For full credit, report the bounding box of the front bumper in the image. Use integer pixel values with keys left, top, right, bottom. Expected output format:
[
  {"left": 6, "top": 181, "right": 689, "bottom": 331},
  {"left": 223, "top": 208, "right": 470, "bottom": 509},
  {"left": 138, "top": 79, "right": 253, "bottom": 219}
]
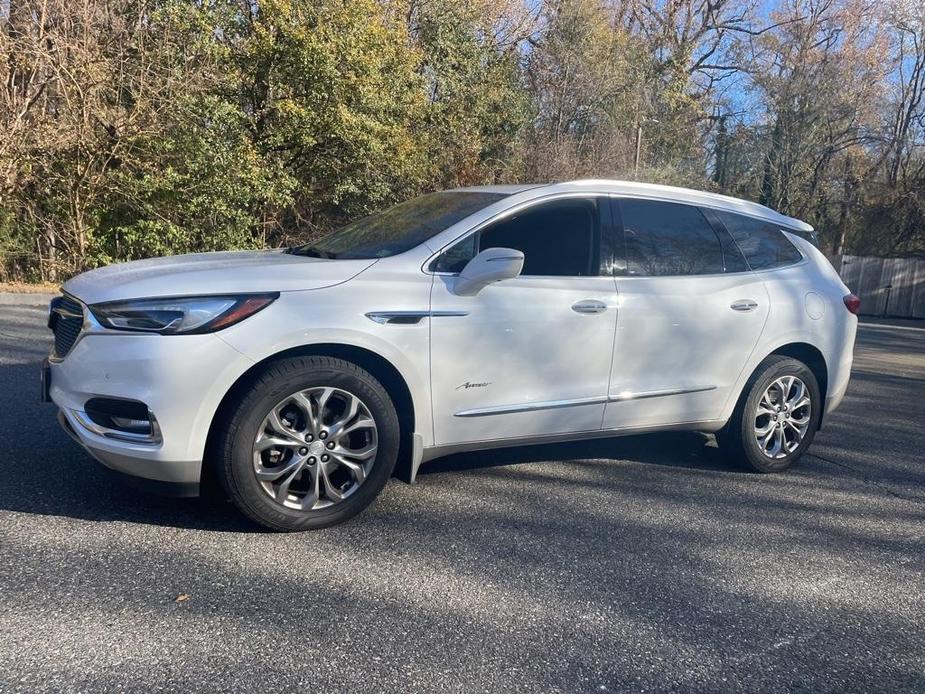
[
  {"left": 48, "top": 329, "right": 255, "bottom": 492},
  {"left": 57, "top": 411, "right": 199, "bottom": 496}
]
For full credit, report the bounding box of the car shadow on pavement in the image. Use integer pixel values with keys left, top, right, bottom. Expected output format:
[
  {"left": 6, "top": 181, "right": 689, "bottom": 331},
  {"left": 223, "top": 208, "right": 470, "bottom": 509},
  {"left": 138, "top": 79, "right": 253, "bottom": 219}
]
[
  {"left": 0, "top": 356, "right": 741, "bottom": 532},
  {"left": 421, "top": 430, "right": 738, "bottom": 477},
  {"left": 0, "top": 361, "right": 260, "bottom": 533}
]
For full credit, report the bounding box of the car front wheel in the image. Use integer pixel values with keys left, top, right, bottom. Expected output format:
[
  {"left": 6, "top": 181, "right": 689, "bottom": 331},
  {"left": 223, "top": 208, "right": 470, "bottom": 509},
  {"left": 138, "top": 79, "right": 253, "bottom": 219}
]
[
  {"left": 718, "top": 355, "right": 822, "bottom": 473},
  {"left": 214, "top": 356, "right": 400, "bottom": 531}
]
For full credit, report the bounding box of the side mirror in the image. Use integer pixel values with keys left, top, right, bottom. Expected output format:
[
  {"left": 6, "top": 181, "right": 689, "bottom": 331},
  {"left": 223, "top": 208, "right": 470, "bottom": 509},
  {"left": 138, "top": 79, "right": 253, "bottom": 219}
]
[{"left": 453, "top": 247, "right": 524, "bottom": 297}]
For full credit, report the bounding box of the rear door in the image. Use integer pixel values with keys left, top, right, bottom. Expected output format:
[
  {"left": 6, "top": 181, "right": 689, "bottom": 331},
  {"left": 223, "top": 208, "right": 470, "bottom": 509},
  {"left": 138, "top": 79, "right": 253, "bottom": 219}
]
[{"left": 601, "top": 198, "right": 770, "bottom": 430}]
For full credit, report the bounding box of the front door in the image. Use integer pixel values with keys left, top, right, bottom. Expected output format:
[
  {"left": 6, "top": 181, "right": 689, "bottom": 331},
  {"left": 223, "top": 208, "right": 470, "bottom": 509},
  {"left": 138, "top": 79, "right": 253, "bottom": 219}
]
[{"left": 429, "top": 197, "right": 619, "bottom": 446}]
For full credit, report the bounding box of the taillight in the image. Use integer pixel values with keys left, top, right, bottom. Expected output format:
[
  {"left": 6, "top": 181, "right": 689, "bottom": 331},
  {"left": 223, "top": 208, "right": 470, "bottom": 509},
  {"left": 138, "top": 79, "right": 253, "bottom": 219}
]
[{"left": 843, "top": 293, "right": 861, "bottom": 315}]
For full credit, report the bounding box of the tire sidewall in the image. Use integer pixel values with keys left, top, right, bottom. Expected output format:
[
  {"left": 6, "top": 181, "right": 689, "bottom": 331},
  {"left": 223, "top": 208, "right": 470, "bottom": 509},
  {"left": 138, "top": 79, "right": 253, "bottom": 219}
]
[{"left": 224, "top": 360, "right": 400, "bottom": 531}]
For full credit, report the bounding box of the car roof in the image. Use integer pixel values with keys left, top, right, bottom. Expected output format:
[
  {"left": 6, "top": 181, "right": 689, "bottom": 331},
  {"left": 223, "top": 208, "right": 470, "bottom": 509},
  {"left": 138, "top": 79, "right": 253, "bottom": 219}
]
[{"left": 447, "top": 179, "right": 813, "bottom": 232}]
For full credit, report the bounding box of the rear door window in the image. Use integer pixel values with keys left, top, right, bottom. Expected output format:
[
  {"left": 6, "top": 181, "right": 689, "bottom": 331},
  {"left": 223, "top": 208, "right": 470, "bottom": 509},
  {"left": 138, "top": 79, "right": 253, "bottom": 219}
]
[{"left": 617, "top": 199, "right": 725, "bottom": 276}]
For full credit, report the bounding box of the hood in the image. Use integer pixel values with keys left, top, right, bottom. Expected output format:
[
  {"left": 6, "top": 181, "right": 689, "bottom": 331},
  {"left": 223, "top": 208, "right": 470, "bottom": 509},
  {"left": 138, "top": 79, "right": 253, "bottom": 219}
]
[{"left": 62, "top": 249, "right": 377, "bottom": 305}]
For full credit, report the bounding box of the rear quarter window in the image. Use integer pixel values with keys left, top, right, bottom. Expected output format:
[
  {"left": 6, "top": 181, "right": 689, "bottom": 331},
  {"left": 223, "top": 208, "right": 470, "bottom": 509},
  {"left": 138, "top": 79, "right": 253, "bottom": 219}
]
[{"left": 713, "top": 210, "right": 803, "bottom": 271}]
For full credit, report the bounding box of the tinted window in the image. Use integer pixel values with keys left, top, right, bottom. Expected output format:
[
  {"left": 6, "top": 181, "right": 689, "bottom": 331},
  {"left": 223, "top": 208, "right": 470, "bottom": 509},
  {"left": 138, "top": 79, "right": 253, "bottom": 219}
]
[
  {"left": 714, "top": 211, "right": 803, "bottom": 270},
  {"left": 434, "top": 233, "right": 476, "bottom": 273},
  {"left": 289, "top": 191, "right": 506, "bottom": 260},
  {"left": 620, "top": 199, "right": 725, "bottom": 276},
  {"left": 700, "top": 207, "right": 749, "bottom": 272},
  {"left": 435, "top": 199, "right": 598, "bottom": 276}
]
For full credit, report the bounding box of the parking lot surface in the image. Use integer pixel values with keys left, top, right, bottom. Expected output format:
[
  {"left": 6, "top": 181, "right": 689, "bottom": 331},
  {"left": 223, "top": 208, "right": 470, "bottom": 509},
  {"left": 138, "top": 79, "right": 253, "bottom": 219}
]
[{"left": 1, "top": 295, "right": 923, "bottom": 692}]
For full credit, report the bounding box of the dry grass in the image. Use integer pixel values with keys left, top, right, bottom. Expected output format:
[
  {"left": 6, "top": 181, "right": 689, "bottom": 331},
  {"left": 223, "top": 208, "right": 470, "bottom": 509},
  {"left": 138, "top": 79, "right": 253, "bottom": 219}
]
[{"left": 0, "top": 282, "right": 59, "bottom": 294}]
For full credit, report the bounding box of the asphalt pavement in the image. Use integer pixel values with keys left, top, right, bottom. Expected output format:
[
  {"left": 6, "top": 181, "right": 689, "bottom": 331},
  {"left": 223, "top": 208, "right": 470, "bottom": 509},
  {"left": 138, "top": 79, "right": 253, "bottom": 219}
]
[{"left": 0, "top": 294, "right": 923, "bottom": 692}]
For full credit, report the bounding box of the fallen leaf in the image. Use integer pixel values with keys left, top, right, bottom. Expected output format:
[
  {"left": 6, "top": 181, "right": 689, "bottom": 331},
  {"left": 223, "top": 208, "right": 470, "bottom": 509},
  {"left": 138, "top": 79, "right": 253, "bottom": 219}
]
[{"left": 175, "top": 594, "right": 190, "bottom": 603}]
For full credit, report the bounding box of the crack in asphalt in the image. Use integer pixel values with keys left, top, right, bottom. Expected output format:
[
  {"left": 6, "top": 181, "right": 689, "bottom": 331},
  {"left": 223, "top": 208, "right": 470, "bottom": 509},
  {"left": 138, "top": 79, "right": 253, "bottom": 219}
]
[{"left": 807, "top": 452, "right": 925, "bottom": 505}]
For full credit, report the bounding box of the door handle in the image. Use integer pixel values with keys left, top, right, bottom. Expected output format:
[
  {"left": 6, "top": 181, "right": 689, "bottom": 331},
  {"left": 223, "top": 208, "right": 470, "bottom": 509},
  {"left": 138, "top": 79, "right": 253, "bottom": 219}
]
[
  {"left": 730, "top": 299, "right": 759, "bottom": 312},
  {"left": 571, "top": 299, "right": 607, "bottom": 315}
]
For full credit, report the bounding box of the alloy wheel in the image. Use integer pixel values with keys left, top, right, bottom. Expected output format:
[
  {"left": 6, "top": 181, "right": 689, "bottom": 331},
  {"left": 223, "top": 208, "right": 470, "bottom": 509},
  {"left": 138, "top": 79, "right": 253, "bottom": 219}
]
[
  {"left": 754, "top": 375, "right": 812, "bottom": 459},
  {"left": 252, "top": 387, "right": 378, "bottom": 510}
]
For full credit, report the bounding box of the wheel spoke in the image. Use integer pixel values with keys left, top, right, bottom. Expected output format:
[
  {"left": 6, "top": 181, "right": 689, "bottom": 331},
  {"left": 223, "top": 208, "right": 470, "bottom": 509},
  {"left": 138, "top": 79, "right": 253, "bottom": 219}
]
[
  {"left": 281, "top": 391, "right": 314, "bottom": 435},
  {"left": 299, "top": 462, "right": 321, "bottom": 510},
  {"left": 761, "top": 428, "right": 775, "bottom": 451},
  {"left": 332, "top": 417, "right": 376, "bottom": 443},
  {"left": 255, "top": 434, "right": 301, "bottom": 451},
  {"left": 331, "top": 453, "right": 367, "bottom": 483},
  {"left": 771, "top": 427, "right": 786, "bottom": 457},
  {"left": 784, "top": 419, "right": 804, "bottom": 436},
  {"left": 315, "top": 388, "right": 335, "bottom": 420},
  {"left": 786, "top": 380, "right": 805, "bottom": 409},
  {"left": 256, "top": 455, "right": 304, "bottom": 481},
  {"left": 790, "top": 396, "right": 811, "bottom": 412},
  {"left": 326, "top": 395, "right": 361, "bottom": 440},
  {"left": 266, "top": 408, "right": 295, "bottom": 437},
  {"left": 319, "top": 463, "right": 347, "bottom": 501},
  {"left": 274, "top": 459, "right": 305, "bottom": 503},
  {"left": 755, "top": 419, "right": 775, "bottom": 437},
  {"left": 336, "top": 443, "right": 377, "bottom": 461},
  {"left": 781, "top": 376, "right": 795, "bottom": 401}
]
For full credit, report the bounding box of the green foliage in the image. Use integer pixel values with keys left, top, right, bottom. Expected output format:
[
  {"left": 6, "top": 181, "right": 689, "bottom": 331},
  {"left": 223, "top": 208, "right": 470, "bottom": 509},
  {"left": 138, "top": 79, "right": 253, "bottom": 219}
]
[
  {"left": 411, "top": 1, "right": 530, "bottom": 186},
  {"left": 1, "top": 0, "right": 923, "bottom": 283},
  {"left": 97, "top": 95, "right": 294, "bottom": 263},
  {"left": 233, "top": 0, "right": 430, "bottom": 232}
]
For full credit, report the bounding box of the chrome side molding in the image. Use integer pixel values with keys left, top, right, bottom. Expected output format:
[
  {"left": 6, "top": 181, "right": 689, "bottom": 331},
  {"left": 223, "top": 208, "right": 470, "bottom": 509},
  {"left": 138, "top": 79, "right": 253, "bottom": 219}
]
[
  {"left": 607, "top": 385, "right": 717, "bottom": 401},
  {"left": 455, "top": 395, "right": 607, "bottom": 418},
  {"left": 366, "top": 310, "right": 469, "bottom": 325},
  {"left": 454, "top": 385, "right": 717, "bottom": 418}
]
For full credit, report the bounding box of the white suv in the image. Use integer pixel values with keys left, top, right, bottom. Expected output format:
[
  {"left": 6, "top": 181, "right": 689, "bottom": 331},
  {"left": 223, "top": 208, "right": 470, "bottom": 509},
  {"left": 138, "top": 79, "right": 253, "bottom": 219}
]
[{"left": 45, "top": 180, "right": 859, "bottom": 530}]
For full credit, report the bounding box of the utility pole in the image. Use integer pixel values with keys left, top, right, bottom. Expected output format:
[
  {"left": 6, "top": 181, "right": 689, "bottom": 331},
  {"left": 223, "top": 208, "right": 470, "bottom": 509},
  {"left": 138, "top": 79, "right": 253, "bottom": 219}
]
[
  {"left": 634, "top": 118, "right": 657, "bottom": 178},
  {"left": 634, "top": 122, "right": 643, "bottom": 178}
]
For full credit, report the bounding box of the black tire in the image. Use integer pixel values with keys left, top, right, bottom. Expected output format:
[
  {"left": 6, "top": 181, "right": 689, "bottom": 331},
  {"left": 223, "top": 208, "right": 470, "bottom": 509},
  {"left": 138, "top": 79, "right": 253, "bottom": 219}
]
[
  {"left": 214, "top": 356, "right": 400, "bottom": 531},
  {"left": 717, "top": 355, "right": 822, "bottom": 473}
]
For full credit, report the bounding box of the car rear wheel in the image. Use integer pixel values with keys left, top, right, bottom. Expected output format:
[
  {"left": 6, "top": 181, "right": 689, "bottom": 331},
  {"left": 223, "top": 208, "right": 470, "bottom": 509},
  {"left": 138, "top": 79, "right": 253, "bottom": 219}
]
[
  {"left": 718, "top": 355, "right": 822, "bottom": 473},
  {"left": 214, "top": 356, "right": 400, "bottom": 531}
]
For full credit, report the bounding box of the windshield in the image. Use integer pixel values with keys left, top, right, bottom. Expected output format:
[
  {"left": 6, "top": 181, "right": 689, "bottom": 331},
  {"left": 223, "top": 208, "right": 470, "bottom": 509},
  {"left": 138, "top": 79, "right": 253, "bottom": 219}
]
[{"left": 289, "top": 191, "right": 508, "bottom": 260}]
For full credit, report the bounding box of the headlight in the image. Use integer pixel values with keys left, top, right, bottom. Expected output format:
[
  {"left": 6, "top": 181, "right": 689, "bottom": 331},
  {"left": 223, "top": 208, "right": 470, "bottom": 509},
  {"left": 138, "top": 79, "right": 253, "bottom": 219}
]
[{"left": 89, "top": 294, "right": 278, "bottom": 334}]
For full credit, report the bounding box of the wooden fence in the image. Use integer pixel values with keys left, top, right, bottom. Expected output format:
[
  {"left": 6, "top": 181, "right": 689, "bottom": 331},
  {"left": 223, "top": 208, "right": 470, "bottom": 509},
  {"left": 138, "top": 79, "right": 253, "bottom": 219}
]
[{"left": 837, "top": 255, "right": 925, "bottom": 319}]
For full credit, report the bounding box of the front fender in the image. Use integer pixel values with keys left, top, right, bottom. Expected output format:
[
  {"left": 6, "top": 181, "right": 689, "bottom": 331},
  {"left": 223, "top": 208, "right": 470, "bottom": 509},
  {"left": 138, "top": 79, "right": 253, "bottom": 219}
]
[{"left": 214, "top": 285, "right": 434, "bottom": 446}]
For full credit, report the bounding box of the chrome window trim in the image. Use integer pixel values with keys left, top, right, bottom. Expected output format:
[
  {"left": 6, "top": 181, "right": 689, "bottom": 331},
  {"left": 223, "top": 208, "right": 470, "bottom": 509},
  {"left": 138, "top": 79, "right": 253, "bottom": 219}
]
[
  {"left": 421, "top": 191, "right": 806, "bottom": 281},
  {"left": 612, "top": 260, "right": 807, "bottom": 281}
]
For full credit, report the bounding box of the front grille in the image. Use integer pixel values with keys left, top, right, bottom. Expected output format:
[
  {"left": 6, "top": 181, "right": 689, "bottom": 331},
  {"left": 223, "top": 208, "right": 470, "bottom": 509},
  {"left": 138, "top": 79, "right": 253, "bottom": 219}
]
[{"left": 51, "top": 296, "right": 84, "bottom": 358}]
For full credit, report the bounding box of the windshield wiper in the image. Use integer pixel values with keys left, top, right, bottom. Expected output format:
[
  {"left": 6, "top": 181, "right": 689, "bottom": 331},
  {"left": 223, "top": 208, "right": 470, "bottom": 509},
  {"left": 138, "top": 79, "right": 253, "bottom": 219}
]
[{"left": 285, "top": 245, "right": 337, "bottom": 259}]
